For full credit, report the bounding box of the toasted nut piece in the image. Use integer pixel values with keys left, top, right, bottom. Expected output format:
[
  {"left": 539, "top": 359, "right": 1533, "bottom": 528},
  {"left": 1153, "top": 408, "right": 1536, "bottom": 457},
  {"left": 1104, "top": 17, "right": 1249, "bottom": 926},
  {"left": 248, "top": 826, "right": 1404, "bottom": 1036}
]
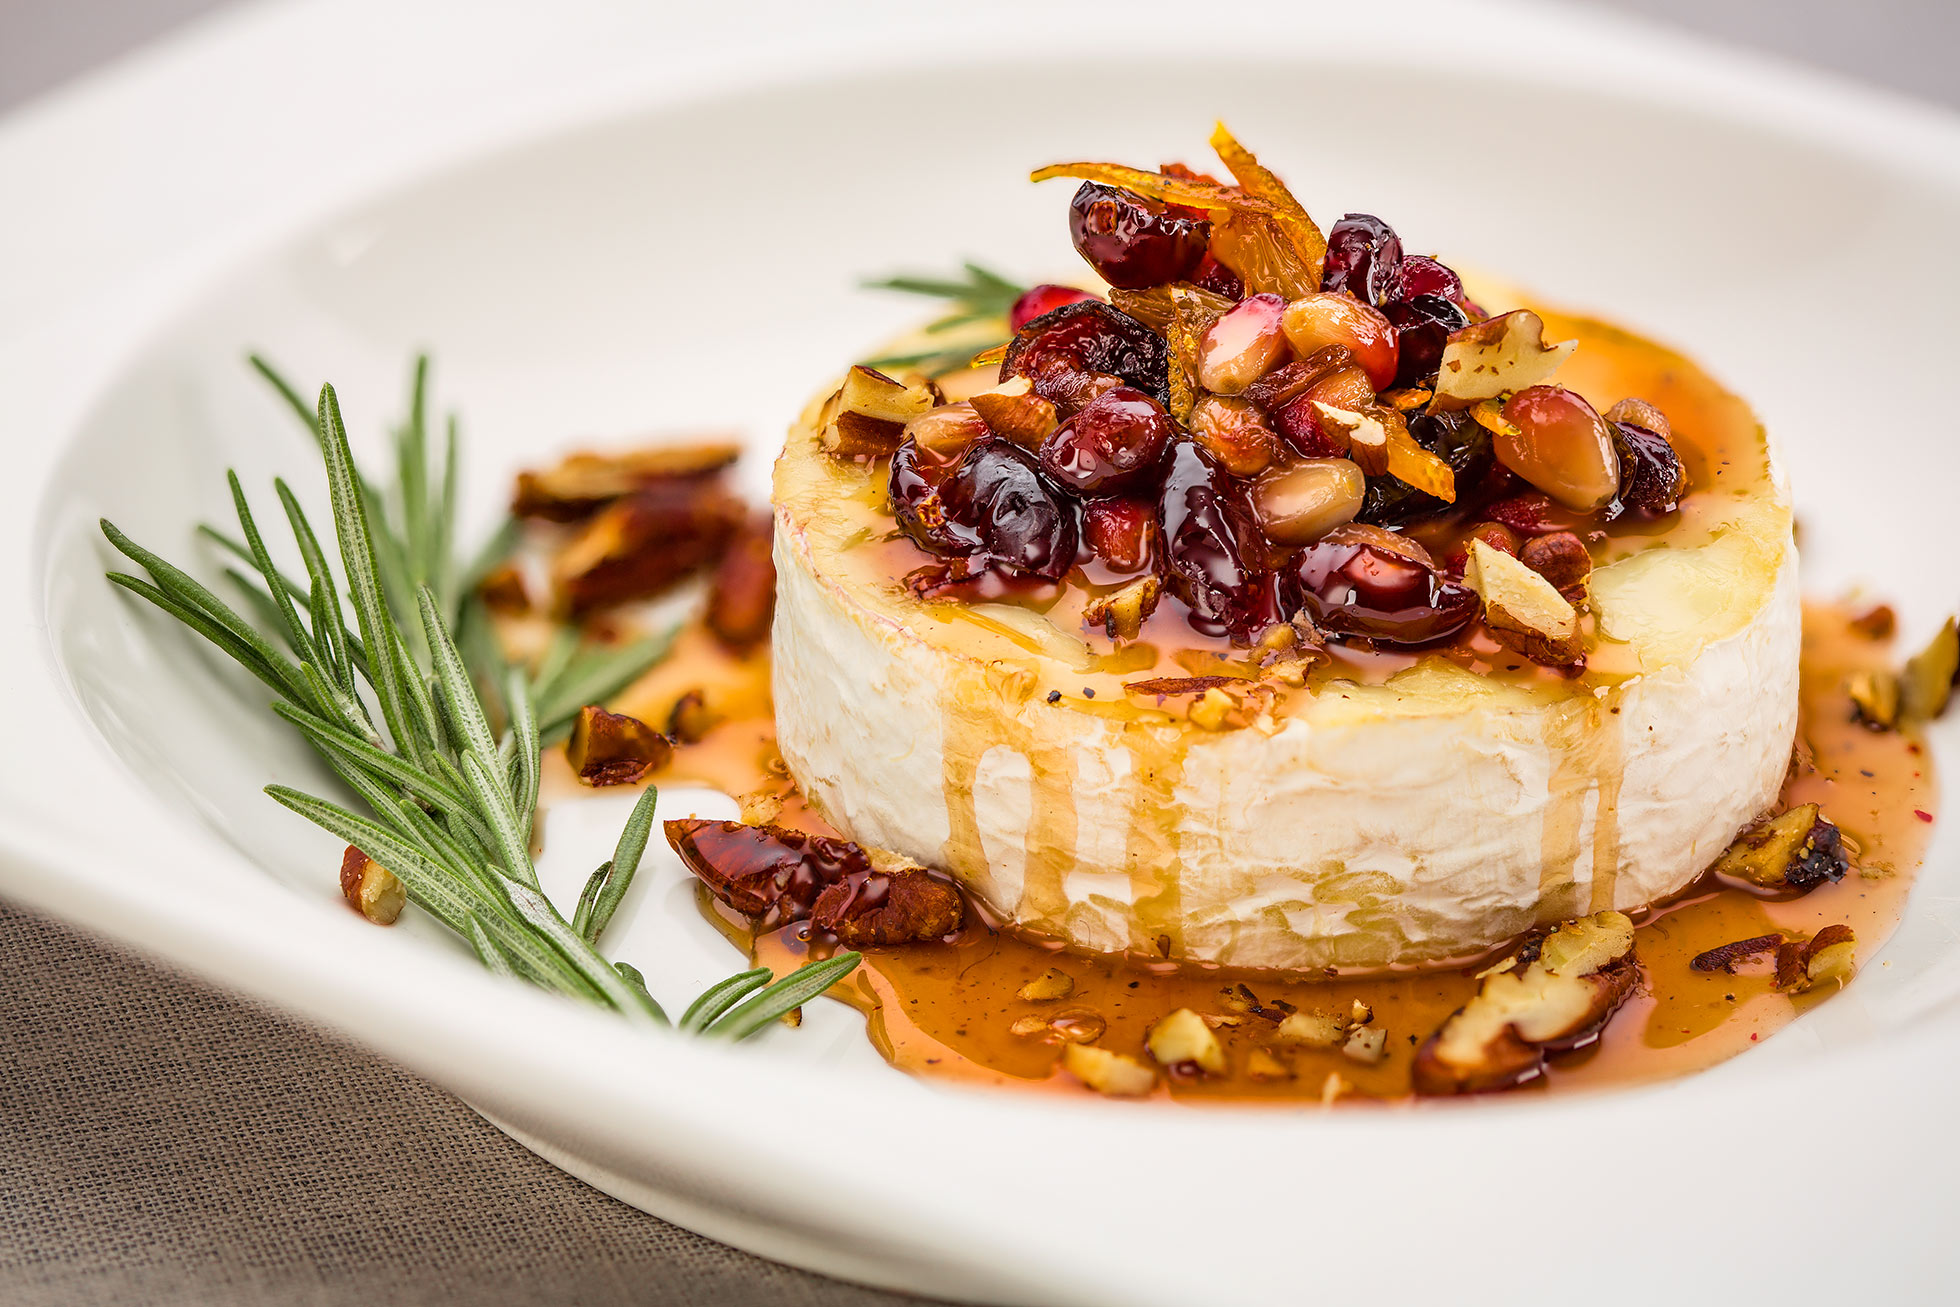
[
  {"left": 1342, "top": 1026, "right": 1389, "bottom": 1065},
  {"left": 512, "top": 442, "right": 742, "bottom": 521},
  {"left": 705, "top": 513, "right": 776, "bottom": 652},
  {"left": 567, "top": 706, "right": 672, "bottom": 786},
  {"left": 1313, "top": 401, "right": 1455, "bottom": 501},
  {"left": 1848, "top": 604, "right": 1897, "bottom": 640},
  {"left": 1901, "top": 617, "right": 1959, "bottom": 722},
  {"left": 1083, "top": 576, "right": 1162, "bottom": 642},
  {"left": 840, "top": 364, "right": 938, "bottom": 425},
  {"left": 1690, "top": 933, "right": 1784, "bottom": 973},
  {"left": 339, "top": 846, "right": 405, "bottom": 925},
  {"left": 1184, "top": 681, "right": 1276, "bottom": 731},
  {"left": 477, "top": 563, "right": 531, "bottom": 616},
  {"left": 1517, "top": 531, "right": 1592, "bottom": 601},
  {"left": 1414, "top": 911, "right": 1638, "bottom": 1095},
  {"left": 552, "top": 482, "right": 746, "bottom": 614},
  {"left": 1146, "top": 1007, "right": 1227, "bottom": 1075},
  {"left": 1602, "top": 396, "right": 1672, "bottom": 442},
  {"left": 1713, "top": 803, "right": 1850, "bottom": 892},
  {"left": 1349, "top": 999, "right": 1374, "bottom": 1026},
  {"left": 1803, "top": 924, "right": 1857, "bottom": 989},
  {"left": 664, "top": 689, "right": 721, "bottom": 744},
  {"left": 969, "top": 374, "right": 1060, "bottom": 448},
  {"left": 823, "top": 409, "right": 906, "bottom": 459},
  {"left": 1019, "top": 968, "right": 1077, "bottom": 1002},
  {"left": 1430, "top": 310, "right": 1577, "bottom": 411},
  {"left": 1188, "top": 395, "right": 1278, "bottom": 476},
  {"left": 1465, "top": 539, "right": 1582, "bottom": 665},
  {"left": 1064, "top": 1044, "right": 1158, "bottom": 1097},
  {"left": 1273, "top": 1011, "right": 1346, "bottom": 1047},
  {"left": 1848, "top": 670, "right": 1900, "bottom": 730},
  {"left": 1245, "top": 1047, "right": 1293, "bottom": 1081}
]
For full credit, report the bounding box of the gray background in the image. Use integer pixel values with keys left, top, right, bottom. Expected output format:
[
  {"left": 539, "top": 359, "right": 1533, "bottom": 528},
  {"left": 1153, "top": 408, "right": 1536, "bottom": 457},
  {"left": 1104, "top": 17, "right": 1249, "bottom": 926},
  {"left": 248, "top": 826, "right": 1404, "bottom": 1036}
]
[{"left": 1, "top": 2, "right": 1954, "bottom": 1305}]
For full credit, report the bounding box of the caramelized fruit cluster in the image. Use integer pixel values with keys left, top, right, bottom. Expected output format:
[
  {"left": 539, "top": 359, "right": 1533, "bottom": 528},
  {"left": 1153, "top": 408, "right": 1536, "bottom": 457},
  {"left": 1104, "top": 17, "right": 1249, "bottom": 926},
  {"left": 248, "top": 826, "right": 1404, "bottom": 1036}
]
[{"left": 856, "top": 128, "right": 1689, "bottom": 655}]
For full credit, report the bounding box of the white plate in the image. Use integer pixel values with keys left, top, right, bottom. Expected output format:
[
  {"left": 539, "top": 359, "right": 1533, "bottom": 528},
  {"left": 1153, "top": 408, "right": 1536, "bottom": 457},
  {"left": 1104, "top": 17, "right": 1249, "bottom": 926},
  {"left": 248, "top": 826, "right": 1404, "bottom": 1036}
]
[{"left": 5, "top": 2, "right": 1960, "bottom": 1302}]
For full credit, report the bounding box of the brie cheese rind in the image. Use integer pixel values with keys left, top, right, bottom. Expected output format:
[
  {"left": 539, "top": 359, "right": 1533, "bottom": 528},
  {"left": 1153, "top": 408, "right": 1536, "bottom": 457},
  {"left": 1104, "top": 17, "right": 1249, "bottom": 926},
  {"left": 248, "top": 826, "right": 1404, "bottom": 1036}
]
[{"left": 771, "top": 310, "right": 1798, "bottom": 971}]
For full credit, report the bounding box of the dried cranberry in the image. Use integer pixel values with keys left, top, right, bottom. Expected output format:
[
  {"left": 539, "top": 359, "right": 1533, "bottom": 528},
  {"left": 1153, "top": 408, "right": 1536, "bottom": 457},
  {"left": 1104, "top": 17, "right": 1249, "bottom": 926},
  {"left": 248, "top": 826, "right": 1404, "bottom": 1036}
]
[
  {"left": 1383, "top": 295, "right": 1469, "bottom": 388},
  {"left": 890, "top": 437, "right": 984, "bottom": 557},
  {"left": 1158, "top": 441, "right": 1270, "bottom": 640},
  {"left": 1396, "top": 254, "right": 1464, "bottom": 304},
  {"left": 1001, "top": 300, "right": 1169, "bottom": 412},
  {"left": 1322, "top": 214, "right": 1404, "bottom": 306},
  {"left": 1068, "top": 182, "right": 1211, "bottom": 290},
  {"left": 1191, "top": 253, "right": 1244, "bottom": 300},
  {"left": 1288, "top": 526, "right": 1478, "bottom": 646},
  {"left": 1608, "top": 422, "right": 1686, "bottom": 517},
  {"left": 1270, "top": 394, "right": 1349, "bottom": 459},
  {"left": 1483, "top": 492, "right": 1589, "bottom": 537},
  {"left": 1009, "top": 284, "right": 1096, "bottom": 332},
  {"left": 664, "top": 818, "right": 871, "bottom": 929},
  {"left": 1039, "top": 386, "right": 1174, "bottom": 495},
  {"left": 939, "top": 438, "right": 1080, "bottom": 581},
  {"left": 1082, "top": 497, "right": 1158, "bottom": 573}
]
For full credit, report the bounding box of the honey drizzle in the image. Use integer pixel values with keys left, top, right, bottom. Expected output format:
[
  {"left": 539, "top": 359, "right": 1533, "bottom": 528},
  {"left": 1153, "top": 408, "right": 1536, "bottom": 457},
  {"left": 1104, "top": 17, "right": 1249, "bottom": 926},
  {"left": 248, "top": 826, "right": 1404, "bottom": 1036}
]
[{"left": 1123, "top": 723, "right": 1188, "bottom": 955}]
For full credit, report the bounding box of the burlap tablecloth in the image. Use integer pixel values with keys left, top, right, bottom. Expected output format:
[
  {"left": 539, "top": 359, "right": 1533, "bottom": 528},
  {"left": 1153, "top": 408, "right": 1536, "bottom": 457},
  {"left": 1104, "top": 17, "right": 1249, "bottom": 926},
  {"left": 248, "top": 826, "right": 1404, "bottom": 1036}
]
[{"left": 0, "top": 902, "right": 926, "bottom": 1306}]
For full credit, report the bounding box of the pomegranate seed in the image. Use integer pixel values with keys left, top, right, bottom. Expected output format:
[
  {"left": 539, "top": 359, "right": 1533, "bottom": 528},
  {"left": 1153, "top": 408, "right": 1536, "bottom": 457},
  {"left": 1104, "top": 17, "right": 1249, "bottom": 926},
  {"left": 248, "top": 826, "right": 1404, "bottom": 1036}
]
[
  {"left": 1288, "top": 523, "right": 1477, "bottom": 645},
  {"left": 1188, "top": 395, "right": 1278, "bottom": 477},
  {"left": 1009, "top": 284, "right": 1097, "bottom": 332},
  {"left": 1281, "top": 293, "right": 1401, "bottom": 391},
  {"left": 1001, "top": 300, "right": 1168, "bottom": 415},
  {"left": 1082, "top": 497, "right": 1158, "bottom": 573},
  {"left": 1069, "top": 182, "right": 1210, "bottom": 290},
  {"left": 1322, "top": 214, "right": 1404, "bottom": 306},
  {"left": 1250, "top": 459, "right": 1367, "bottom": 545},
  {"left": 1384, "top": 295, "right": 1469, "bottom": 388},
  {"left": 1396, "top": 255, "right": 1464, "bottom": 303},
  {"left": 1038, "top": 385, "right": 1175, "bottom": 494},
  {"left": 1191, "top": 253, "right": 1244, "bottom": 299},
  {"left": 1498, "top": 386, "right": 1621, "bottom": 512},
  {"left": 1196, "top": 293, "right": 1290, "bottom": 395}
]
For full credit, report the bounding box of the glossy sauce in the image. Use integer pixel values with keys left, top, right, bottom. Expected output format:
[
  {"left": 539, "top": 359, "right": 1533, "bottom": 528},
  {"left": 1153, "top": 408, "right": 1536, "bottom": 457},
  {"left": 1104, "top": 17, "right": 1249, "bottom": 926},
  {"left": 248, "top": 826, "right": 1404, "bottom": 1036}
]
[{"left": 620, "top": 600, "right": 1931, "bottom": 1104}]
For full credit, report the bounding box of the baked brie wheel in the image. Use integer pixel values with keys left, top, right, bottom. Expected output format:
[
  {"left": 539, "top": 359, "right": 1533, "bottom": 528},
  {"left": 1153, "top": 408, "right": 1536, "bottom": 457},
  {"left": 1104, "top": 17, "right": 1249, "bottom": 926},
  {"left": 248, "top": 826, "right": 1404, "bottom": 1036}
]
[{"left": 770, "top": 308, "right": 1795, "bottom": 972}]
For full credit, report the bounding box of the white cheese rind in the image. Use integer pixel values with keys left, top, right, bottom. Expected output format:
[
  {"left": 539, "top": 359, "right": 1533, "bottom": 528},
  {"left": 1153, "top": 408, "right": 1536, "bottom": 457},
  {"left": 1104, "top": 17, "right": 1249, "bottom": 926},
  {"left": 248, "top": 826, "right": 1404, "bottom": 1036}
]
[{"left": 772, "top": 514, "right": 1799, "bottom": 971}]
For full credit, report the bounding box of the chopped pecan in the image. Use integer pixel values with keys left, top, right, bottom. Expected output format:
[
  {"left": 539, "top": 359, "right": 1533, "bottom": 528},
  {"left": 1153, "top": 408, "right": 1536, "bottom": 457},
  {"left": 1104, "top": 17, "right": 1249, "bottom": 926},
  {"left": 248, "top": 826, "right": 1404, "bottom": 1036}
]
[
  {"left": 1146, "top": 1008, "right": 1226, "bottom": 1075},
  {"left": 339, "top": 845, "right": 405, "bottom": 925},
  {"left": 1083, "top": 576, "right": 1162, "bottom": 642},
  {"left": 566, "top": 706, "right": 672, "bottom": 786},
  {"left": 1123, "top": 674, "right": 1243, "bottom": 697},
  {"left": 1902, "top": 617, "right": 1959, "bottom": 722},
  {"left": 705, "top": 512, "right": 776, "bottom": 652},
  {"left": 476, "top": 563, "right": 531, "bottom": 616},
  {"left": 664, "top": 818, "right": 963, "bottom": 942},
  {"left": 664, "top": 689, "right": 720, "bottom": 744},
  {"left": 552, "top": 479, "right": 746, "bottom": 615},
  {"left": 1464, "top": 539, "right": 1583, "bottom": 665},
  {"left": 1847, "top": 670, "right": 1900, "bottom": 730},
  {"left": 1710, "top": 804, "right": 1849, "bottom": 892},
  {"left": 1413, "top": 911, "right": 1638, "bottom": 1095},
  {"left": 1690, "top": 933, "right": 1784, "bottom": 973},
  {"left": 1847, "top": 604, "right": 1896, "bottom": 640},
  {"left": 513, "top": 442, "right": 741, "bottom": 521},
  {"left": 1517, "top": 531, "right": 1592, "bottom": 601}
]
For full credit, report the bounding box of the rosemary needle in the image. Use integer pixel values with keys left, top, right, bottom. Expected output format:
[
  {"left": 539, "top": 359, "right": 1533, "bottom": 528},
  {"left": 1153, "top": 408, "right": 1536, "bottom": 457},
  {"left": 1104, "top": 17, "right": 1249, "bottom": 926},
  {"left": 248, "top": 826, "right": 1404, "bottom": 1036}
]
[{"left": 101, "top": 353, "right": 861, "bottom": 1034}]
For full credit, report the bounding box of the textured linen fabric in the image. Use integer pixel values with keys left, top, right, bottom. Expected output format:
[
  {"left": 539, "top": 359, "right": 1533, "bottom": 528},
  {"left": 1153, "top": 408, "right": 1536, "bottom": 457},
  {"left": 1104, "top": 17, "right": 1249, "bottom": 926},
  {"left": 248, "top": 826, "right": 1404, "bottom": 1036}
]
[{"left": 0, "top": 902, "right": 929, "bottom": 1307}]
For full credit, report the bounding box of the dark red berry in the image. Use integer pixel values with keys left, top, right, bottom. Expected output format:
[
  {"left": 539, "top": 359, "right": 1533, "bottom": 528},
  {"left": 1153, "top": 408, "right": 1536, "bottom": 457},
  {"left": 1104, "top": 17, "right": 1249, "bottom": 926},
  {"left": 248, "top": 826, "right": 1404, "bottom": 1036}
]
[
  {"left": 1395, "top": 255, "right": 1464, "bottom": 304},
  {"left": 1158, "top": 441, "right": 1270, "bottom": 640},
  {"left": 1483, "top": 492, "right": 1589, "bottom": 538},
  {"left": 1082, "top": 497, "right": 1158, "bottom": 573},
  {"left": 939, "top": 438, "right": 1080, "bottom": 581},
  {"left": 1068, "top": 182, "right": 1211, "bottom": 290},
  {"left": 1608, "top": 422, "right": 1686, "bottom": 517},
  {"left": 890, "top": 437, "right": 984, "bottom": 557},
  {"left": 1191, "top": 253, "right": 1244, "bottom": 300},
  {"left": 1001, "top": 300, "right": 1169, "bottom": 412},
  {"left": 1269, "top": 394, "right": 1349, "bottom": 459},
  {"left": 1288, "top": 525, "right": 1478, "bottom": 646},
  {"left": 1009, "top": 284, "right": 1097, "bottom": 332},
  {"left": 1039, "top": 386, "right": 1174, "bottom": 495},
  {"left": 1383, "top": 294, "right": 1469, "bottom": 388},
  {"left": 1322, "top": 214, "right": 1404, "bottom": 307}
]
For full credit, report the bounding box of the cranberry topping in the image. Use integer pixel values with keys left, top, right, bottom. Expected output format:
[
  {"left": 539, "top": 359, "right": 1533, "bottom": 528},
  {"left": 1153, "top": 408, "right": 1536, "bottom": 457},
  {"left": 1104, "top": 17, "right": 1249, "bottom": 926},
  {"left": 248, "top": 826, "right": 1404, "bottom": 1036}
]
[
  {"left": 1001, "top": 300, "right": 1170, "bottom": 412},
  {"left": 1608, "top": 422, "right": 1687, "bottom": 517},
  {"left": 890, "top": 437, "right": 983, "bottom": 557},
  {"left": 1191, "top": 253, "right": 1244, "bottom": 299},
  {"left": 1158, "top": 441, "right": 1272, "bottom": 640},
  {"left": 1384, "top": 294, "right": 1470, "bottom": 388},
  {"left": 1069, "top": 182, "right": 1211, "bottom": 290},
  {"left": 1288, "top": 524, "right": 1478, "bottom": 646},
  {"left": 941, "top": 438, "right": 1080, "bottom": 580},
  {"left": 665, "top": 818, "right": 872, "bottom": 930},
  {"left": 1322, "top": 214, "right": 1405, "bottom": 306},
  {"left": 1009, "top": 284, "right": 1097, "bottom": 331},
  {"left": 1082, "top": 497, "right": 1158, "bottom": 573},
  {"left": 1038, "top": 385, "right": 1175, "bottom": 494},
  {"left": 1396, "top": 254, "right": 1463, "bottom": 303}
]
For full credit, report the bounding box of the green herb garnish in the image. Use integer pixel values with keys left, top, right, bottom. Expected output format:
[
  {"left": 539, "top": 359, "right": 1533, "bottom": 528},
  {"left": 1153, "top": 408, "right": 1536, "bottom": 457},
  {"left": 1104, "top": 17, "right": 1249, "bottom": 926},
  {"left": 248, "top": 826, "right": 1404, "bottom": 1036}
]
[
  {"left": 861, "top": 261, "right": 1026, "bottom": 377},
  {"left": 101, "top": 355, "right": 856, "bottom": 1035}
]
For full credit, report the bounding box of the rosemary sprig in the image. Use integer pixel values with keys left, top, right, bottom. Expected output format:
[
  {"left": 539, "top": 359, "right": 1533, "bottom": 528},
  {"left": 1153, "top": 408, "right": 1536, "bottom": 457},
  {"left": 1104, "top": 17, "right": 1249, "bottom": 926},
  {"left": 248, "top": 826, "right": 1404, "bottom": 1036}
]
[
  {"left": 101, "top": 356, "right": 859, "bottom": 1035},
  {"left": 861, "top": 261, "right": 1027, "bottom": 377}
]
